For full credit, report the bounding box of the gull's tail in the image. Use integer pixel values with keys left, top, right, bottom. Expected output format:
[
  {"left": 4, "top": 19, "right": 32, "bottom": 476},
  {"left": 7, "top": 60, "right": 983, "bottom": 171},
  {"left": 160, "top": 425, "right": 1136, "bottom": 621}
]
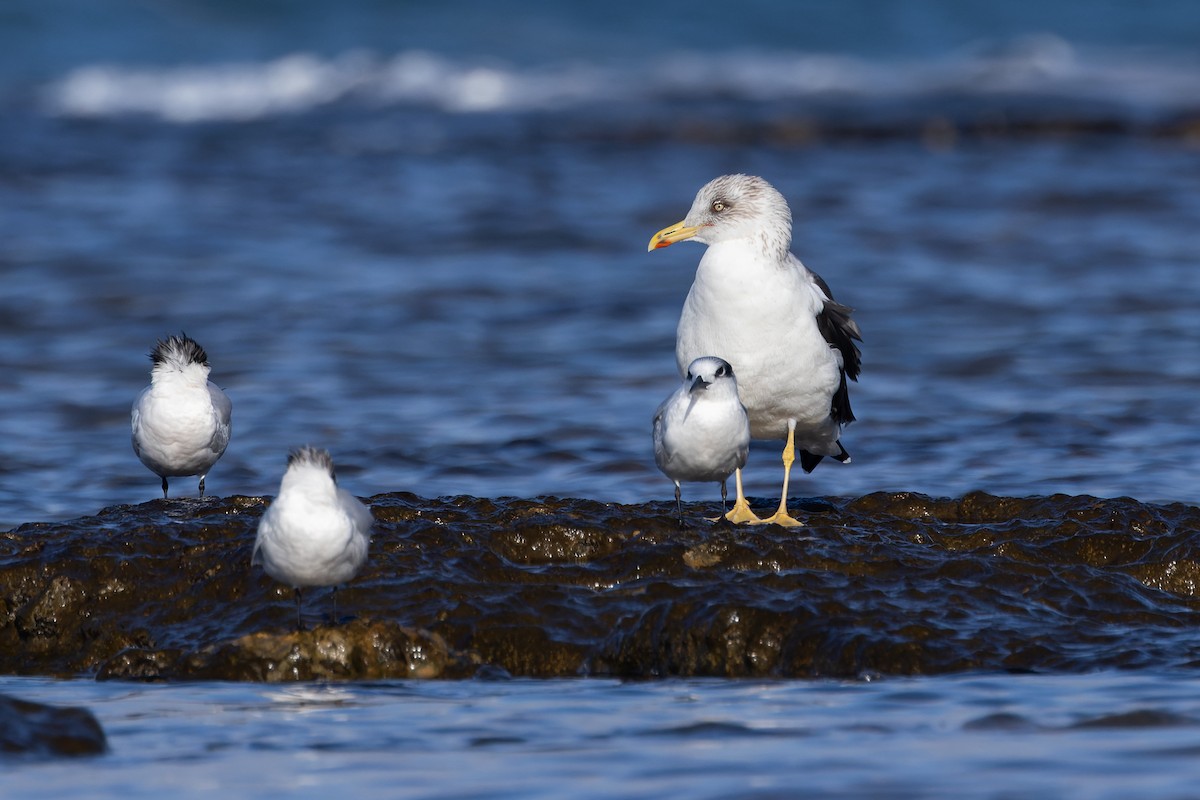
[{"left": 799, "top": 443, "right": 851, "bottom": 474}]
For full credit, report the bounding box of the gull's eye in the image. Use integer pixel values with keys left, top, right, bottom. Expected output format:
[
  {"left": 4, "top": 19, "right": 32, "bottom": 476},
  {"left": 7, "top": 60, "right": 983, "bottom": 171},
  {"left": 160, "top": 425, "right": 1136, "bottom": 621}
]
[
  {"left": 716, "top": 365, "right": 728, "bottom": 377},
  {"left": 711, "top": 200, "right": 726, "bottom": 213}
]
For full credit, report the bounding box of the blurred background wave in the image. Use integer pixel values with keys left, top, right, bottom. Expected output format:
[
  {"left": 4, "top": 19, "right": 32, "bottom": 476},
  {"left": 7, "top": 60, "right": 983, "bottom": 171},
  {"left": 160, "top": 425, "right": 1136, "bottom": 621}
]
[{"left": 1, "top": 1, "right": 1196, "bottom": 123}]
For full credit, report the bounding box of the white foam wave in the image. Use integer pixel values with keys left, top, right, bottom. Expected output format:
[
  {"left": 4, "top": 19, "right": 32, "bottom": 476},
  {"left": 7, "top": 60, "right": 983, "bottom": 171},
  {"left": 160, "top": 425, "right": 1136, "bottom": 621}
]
[
  {"left": 47, "top": 53, "right": 368, "bottom": 122},
  {"left": 43, "top": 50, "right": 616, "bottom": 121},
  {"left": 42, "top": 37, "right": 1200, "bottom": 123}
]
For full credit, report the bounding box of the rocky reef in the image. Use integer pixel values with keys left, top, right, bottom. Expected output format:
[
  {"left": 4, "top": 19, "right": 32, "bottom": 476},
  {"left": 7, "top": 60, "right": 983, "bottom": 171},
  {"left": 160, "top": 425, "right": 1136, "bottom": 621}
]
[{"left": 3, "top": 492, "right": 1199, "bottom": 681}]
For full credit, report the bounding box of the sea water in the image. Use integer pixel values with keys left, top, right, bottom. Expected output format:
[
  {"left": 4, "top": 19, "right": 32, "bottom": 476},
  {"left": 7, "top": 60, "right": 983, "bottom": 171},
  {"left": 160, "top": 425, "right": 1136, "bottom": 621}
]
[{"left": 6, "top": 672, "right": 1200, "bottom": 798}]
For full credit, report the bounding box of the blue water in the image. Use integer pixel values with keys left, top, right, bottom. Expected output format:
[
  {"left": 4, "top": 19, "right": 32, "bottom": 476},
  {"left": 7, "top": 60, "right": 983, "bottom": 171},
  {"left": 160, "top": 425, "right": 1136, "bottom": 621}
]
[
  {"left": 1, "top": 1, "right": 1198, "bottom": 528},
  {"left": 3, "top": 134, "right": 1197, "bottom": 526},
  {"left": 4, "top": 0, "right": 1200, "bottom": 77},
  {"left": 3, "top": 1, "right": 1200, "bottom": 793},
  {"left": 6, "top": 672, "right": 1200, "bottom": 798}
]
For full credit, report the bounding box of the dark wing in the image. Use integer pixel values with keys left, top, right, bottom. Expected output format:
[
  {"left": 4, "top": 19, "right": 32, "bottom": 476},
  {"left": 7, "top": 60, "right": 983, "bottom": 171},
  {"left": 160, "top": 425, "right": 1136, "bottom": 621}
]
[
  {"left": 811, "top": 270, "right": 862, "bottom": 427},
  {"left": 800, "top": 441, "right": 849, "bottom": 474}
]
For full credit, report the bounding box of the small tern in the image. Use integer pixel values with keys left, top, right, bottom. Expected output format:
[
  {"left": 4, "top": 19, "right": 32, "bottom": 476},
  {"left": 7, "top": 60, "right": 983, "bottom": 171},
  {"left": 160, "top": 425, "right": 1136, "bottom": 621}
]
[
  {"left": 653, "top": 356, "right": 750, "bottom": 526},
  {"left": 252, "top": 447, "right": 373, "bottom": 630},
  {"left": 131, "top": 333, "right": 232, "bottom": 499}
]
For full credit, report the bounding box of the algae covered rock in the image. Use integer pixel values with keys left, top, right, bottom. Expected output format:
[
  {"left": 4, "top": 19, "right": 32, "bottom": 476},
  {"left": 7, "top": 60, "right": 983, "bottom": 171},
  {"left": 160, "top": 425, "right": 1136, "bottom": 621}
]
[
  {"left": 3, "top": 491, "right": 1200, "bottom": 680},
  {"left": 98, "top": 620, "right": 472, "bottom": 681}
]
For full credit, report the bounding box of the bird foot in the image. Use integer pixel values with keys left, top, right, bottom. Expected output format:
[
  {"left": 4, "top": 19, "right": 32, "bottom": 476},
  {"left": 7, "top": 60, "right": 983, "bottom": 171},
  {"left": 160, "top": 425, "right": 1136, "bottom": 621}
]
[
  {"left": 723, "top": 498, "right": 762, "bottom": 525},
  {"left": 751, "top": 510, "right": 805, "bottom": 528}
]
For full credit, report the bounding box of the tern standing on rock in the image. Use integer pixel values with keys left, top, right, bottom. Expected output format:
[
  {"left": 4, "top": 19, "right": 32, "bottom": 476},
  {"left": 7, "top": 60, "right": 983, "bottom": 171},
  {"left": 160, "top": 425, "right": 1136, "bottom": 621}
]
[
  {"left": 252, "top": 447, "right": 373, "bottom": 631},
  {"left": 131, "top": 333, "right": 232, "bottom": 499},
  {"left": 653, "top": 356, "right": 750, "bottom": 526},
  {"left": 649, "top": 174, "right": 862, "bottom": 527}
]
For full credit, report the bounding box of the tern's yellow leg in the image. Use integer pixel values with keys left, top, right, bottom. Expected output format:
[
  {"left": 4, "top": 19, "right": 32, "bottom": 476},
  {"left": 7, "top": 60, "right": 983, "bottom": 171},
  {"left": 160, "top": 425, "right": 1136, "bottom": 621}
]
[
  {"left": 724, "top": 468, "right": 762, "bottom": 524},
  {"left": 755, "top": 422, "right": 804, "bottom": 527}
]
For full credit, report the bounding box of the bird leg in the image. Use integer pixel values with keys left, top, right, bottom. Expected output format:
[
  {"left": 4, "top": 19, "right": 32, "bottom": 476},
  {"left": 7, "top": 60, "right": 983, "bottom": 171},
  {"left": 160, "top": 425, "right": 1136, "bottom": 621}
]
[
  {"left": 756, "top": 421, "right": 804, "bottom": 527},
  {"left": 708, "top": 477, "right": 739, "bottom": 525},
  {"left": 198, "top": 474, "right": 206, "bottom": 498},
  {"left": 330, "top": 586, "right": 339, "bottom": 626},
  {"left": 294, "top": 588, "right": 305, "bottom": 632},
  {"left": 723, "top": 468, "right": 762, "bottom": 524},
  {"left": 161, "top": 476, "right": 169, "bottom": 499}
]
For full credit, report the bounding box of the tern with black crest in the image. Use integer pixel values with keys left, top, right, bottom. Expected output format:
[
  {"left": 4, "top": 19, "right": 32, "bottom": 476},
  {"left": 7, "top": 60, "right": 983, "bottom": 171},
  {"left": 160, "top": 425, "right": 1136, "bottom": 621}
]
[
  {"left": 131, "top": 333, "right": 232, "bottom": 499},
  {"left": 252, "top": 447, "right": 373, "bottom": 630}
]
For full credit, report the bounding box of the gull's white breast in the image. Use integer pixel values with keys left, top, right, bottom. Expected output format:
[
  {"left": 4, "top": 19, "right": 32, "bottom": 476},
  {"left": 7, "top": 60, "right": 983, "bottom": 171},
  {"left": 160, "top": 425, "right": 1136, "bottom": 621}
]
[{"left": 675, "top": 239, "right": 843, "bottom": 450}]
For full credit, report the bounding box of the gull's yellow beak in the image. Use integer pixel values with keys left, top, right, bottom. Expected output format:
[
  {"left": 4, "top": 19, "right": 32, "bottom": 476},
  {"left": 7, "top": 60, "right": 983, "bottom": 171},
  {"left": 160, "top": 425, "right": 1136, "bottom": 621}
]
[{"left": 647, "top": 221, "right": 704, "bottom": 252}]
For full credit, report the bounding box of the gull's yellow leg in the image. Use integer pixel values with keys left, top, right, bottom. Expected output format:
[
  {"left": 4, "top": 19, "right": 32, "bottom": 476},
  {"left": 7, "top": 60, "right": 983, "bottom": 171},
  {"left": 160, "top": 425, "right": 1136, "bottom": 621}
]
[
  {"left": 755, "top": 421, "right": 804, "bottom": 527},
  {"left": 723, "top": 467, "right": 762, "bottom": 524}
]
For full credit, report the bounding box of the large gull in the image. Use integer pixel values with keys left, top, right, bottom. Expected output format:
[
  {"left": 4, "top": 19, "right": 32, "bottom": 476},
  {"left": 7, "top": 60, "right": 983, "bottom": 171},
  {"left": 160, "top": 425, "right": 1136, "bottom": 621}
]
[{"left": 648, "top": 174, "right": 862, "bottom": 527}]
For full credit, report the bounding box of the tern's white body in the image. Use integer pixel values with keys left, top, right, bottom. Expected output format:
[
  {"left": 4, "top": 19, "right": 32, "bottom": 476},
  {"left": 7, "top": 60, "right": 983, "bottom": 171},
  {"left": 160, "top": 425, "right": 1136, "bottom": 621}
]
[
  {"left": 654, "top": 357, "right": 750, "bottom": 487},
  {"left": 252, "top": 449, "right": 372, "bottom": 590},
  {"left": 131, "top": 334, "right": 232, "bottom": 497}
]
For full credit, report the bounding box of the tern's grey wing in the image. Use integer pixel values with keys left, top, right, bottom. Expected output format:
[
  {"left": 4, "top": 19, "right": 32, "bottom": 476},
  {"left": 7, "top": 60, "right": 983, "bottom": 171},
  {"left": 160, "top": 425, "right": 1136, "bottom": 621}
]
[
  {"left": 209, "top": 383, "right": 232, "bottom": 424},
  {"left": 251, "top": 500, "right": 279, "bottom": 567},
  {"left": 130, "top": 387, "right": 149, "bottom": 456},
  {"left": 208, "top": 383, "right": 233, "bottom": 454},
  {"left": 343, "top": 490, "right": 375, "bottom": 537},
  {"left": 735, "top": 419, "right": 750, "bottom": 470},
  {"left": 651, "top": 395, "right": 673, "bottom": 468}
]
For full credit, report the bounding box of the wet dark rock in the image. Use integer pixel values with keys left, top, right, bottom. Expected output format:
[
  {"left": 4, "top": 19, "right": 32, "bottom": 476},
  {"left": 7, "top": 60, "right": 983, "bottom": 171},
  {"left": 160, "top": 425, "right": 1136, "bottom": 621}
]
[
  {"left": 97, "top": 621, "right": 471, "bottom": 681},
  {"left": 0, "top": 694, "right": 107, "bottom": 757},
  {"left": 2, "top": 492, "right": 1200, "bottom": 681}
]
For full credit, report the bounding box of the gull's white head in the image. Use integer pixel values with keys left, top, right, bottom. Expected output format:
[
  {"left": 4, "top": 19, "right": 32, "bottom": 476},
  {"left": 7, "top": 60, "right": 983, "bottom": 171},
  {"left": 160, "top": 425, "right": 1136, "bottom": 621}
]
[
  {"left": 149, "top": 333, "right": 212, "bottom": 385},
  {"left": 648, "top": 174, "right": 793, "bottom": 259},
  {"left": 684, "top": 355, "right": 739, "bottom": 397}
]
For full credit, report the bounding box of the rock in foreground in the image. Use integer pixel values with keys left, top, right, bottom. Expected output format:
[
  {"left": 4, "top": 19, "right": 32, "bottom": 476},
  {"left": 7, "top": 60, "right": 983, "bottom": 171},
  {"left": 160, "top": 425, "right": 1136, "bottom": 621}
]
[
  {"left": 2, "top": 492, "right": 1199, "bottom": 681},
  {"left": 0, "top": 694, "right": 107, "bottom": 757}
]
